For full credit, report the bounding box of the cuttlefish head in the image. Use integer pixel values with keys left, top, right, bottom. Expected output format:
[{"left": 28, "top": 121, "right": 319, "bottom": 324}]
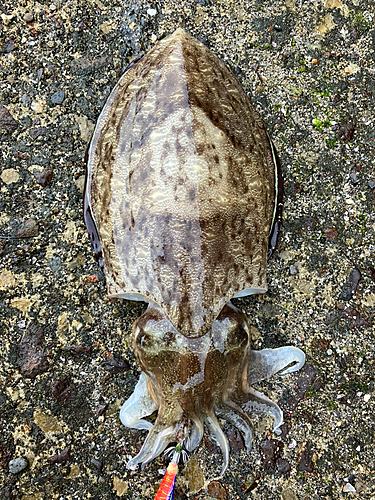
[{"left": 120, "top": 301, "right": 305, "bottom": 474}]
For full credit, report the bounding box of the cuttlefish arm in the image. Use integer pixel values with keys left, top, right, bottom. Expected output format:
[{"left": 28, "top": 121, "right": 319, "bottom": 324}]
[
  {"left": 120, "top": 372, "right": 157, "bottom": 431},
  {"left": 247, "top": 346, "right": 306, "bottom": 385},
  {"left": 240, "top": 346, "right": 305, "bottom": 433}
]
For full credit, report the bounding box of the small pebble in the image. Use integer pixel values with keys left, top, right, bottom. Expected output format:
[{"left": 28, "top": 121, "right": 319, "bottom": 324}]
[
  {"left": 48, "top": 256, "right": 62, "bottom": 273},
  {"left": 102, "top": 355, "right": 129, "bottom": 373},
  {"left": 207, "top": 480, "right": 228, "bottom": 500},
  {"left": 368, "top": 181, "right": 375, "bottom": 189},
  {"left": 363, "top": 394, "right": 370, "bottom": 402},
  {"left": 298, "top": 440, "right": 314, "bottom": 472},
  {"left": 51, "top": 90, "right": 65, "bottom": 105},
  {"left": 184, "top": 457, "right": 205, "bottom": 494},
  {"left": 281, "top": 488, "right": 297, "bottom": 500},
  {"left": 29, "top": 126, "right": 47, "bottom": 139},
  {"left": 288, "top": 439, "right": 297, "bottom": 449},
  {"left": 276, "top": 457, "right": 291, "bottom": 473},
  {"left": 90, "top": 458, "right": 102, "bottom": 470},
  {"left": 349, "top": 172, "right": 359, "bottom": 184},
  {"left": 48, "top": 448, "right": 71, "bottom": 464},
  {"left": 52, "top": 378, "right": 75, "bottom": 403},
  {"left": 324, "top": 227, "right": 338, "bottom": 240},
  {"left": 34, "top": 169, "right": 53, "bottom": 187},
  {"left": 1, "top": 168, "right": 19, "bottom": 185},
  {"left": 227, "top": 427, "right": 244, "bottom": 453},
  {"left": 0, "top": 104, "right": 19, "bottom": 135},
  {"left": 17, "top": 218, "right": 38, "bottom": 237},
  {"left": 18, "top": 322, "right": 49, "bottom": 379},
  {"left": 31, "top": 99, "right": 45, "bottom": 113},
  {"left": 289, "top": 265, "right": 297, "bottom": 275},
  {"left": 23, "top": 12, "right": 34, "bottom": 22},
  {"left": 337, "top": 121, "right": 355, "bottom": 142},
  {"left": 9, "top": 457, "right": 28, "bottom": 474},
  {"left": 147, "top": 8, "right": 157, "bottom": 16},
  {"left": 259, "top": 439, "right": 284, "bottom": 472},
  {"left": 343, "top": 483, "right": 356, "bottom": 493},
  {"left": 327, "top": 348, "right": 333, "bottom": 355},
  {"left": 3, "top": 38, "right": 15, "bottom": 53},
  {"left": 21, "top": 93, "right": 31, "bottom": 107}
]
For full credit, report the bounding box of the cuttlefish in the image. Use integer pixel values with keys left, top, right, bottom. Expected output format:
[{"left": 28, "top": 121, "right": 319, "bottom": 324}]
[{"left": 84, "top": 28, "right": 305, "bottom": 473}]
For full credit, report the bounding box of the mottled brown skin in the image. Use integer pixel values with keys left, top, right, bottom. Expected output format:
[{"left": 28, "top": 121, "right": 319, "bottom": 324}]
[
  {"left": 84, "top": 29, "right": 304, "bottom": 473},
  {"left": 126, "top": 301, "right": 256, "bottom": 470},
  {"left": 86, "top": 28, "right": 276, "bottom": 338},
  {"left": 134, "top": 303, "right": 249, "bottom": 427}
]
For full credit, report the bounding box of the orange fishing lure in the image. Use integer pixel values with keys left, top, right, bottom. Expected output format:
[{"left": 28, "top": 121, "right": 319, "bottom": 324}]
[
  {"left": 154, "top": 462, "right": 178, "bottom": 500},
  {"left": 154, "top": 444, "right": 187, "bottom": 500}
]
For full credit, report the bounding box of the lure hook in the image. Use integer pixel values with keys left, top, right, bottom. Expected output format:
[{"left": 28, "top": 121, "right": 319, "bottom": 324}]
[{"left": 154, "top": 443, "right": 187, "bottom": 500}]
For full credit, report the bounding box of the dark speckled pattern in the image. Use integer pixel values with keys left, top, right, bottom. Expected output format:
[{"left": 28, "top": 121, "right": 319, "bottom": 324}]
[{"left": 85, "top": 29, "right": 276, "bottom": 338}]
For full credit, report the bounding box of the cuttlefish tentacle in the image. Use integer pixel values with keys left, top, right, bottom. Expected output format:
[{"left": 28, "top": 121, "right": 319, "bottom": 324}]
[
  {"left": 140, "top": 424, "right": 179, "bottom": 468},
  {"left": 215, "top": 401, "right": 254, "bottom": 452},
  {"left": 241, "top": 387, "right": 284, "bottom": 432},
  {"left": 247, "top": 347, "right": 305, "bottom": 385},
  {"left": 127, "top": 421, "right": 179, "bottom": 470},
  {"left": 185, "top": 418, "right": 204, "bottom": 452},
  {"left": 205, "top": 410, "right": 230, "bottom": 475},
  {"left": 240, "top": 346, "right": 305, "bottom": 432}
]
